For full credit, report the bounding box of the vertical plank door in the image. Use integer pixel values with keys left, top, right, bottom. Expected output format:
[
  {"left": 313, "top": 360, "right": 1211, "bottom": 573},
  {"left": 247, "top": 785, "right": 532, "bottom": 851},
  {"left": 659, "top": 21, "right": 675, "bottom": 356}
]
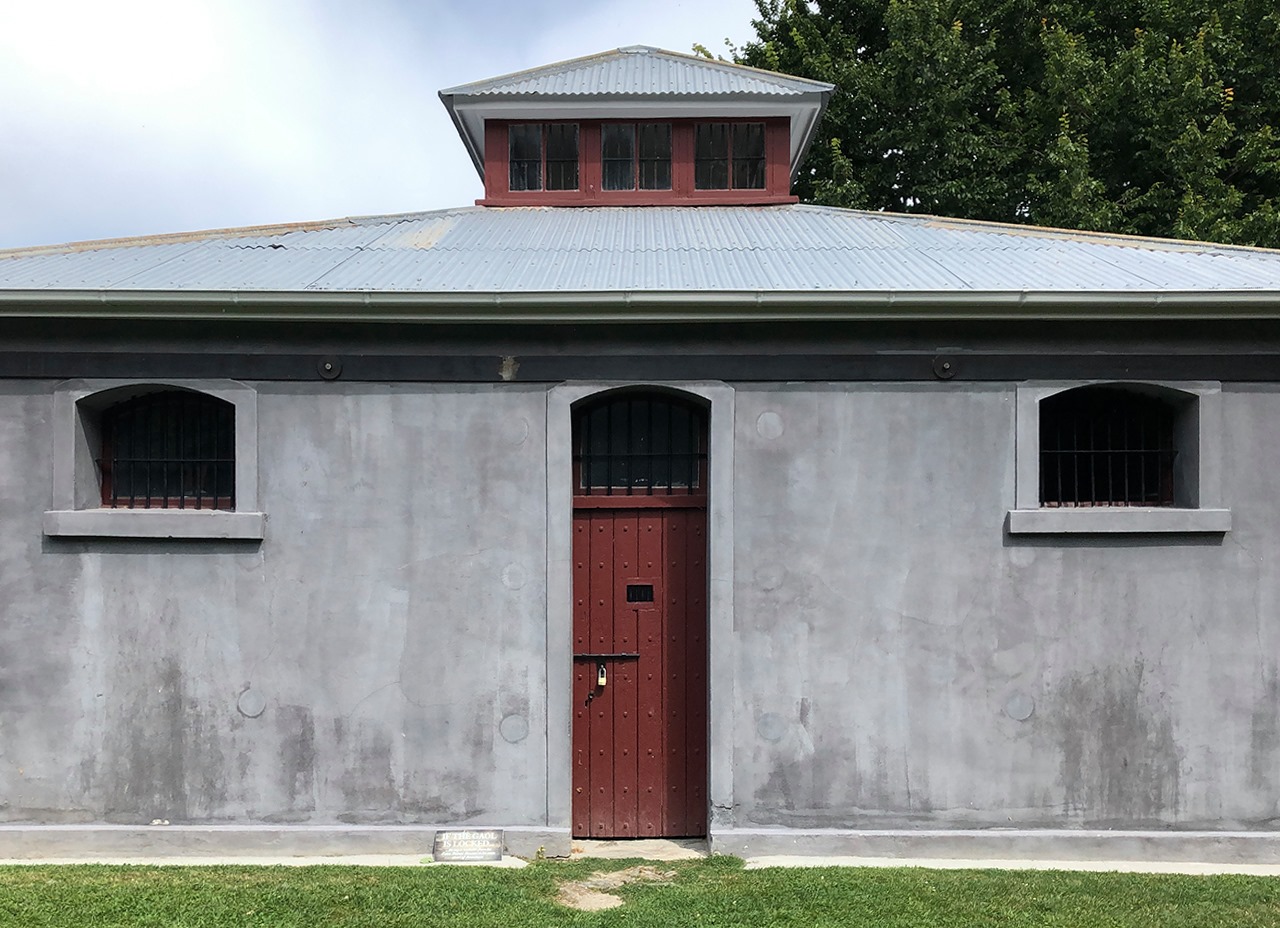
[{"left": 571, "top": 506, "right": 707, "bottom": 837}]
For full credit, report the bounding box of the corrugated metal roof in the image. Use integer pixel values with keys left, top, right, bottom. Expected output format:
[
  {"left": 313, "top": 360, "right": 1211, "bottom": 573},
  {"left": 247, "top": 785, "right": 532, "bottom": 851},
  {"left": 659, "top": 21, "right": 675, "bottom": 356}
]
[
  {"left": 439, "top": 46, "right": 833, "bottom": 98},
  {"left": 5, "top": 205, "right": 1280, "bottom": 298}
]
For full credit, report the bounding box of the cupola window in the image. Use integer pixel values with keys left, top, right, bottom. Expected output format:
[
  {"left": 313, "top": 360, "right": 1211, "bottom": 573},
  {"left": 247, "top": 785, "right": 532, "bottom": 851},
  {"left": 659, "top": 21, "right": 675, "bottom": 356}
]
[
  {"left": 601, "top": 123, "right": 672, "bottom": 191},
  {"left": 509, "top": 123, "right": 579, "bottom": 191},
  {"left": 695, "top": 122, "right": 766, "bottom": 190}
]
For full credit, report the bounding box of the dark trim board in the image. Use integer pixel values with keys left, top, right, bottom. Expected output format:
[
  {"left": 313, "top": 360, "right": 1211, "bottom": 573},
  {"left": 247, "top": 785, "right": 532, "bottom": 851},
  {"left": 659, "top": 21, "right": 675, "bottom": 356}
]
[
  {"left": 7, "top": 318, "right": 1280, "bottom": 355},
  {"left": 4, "top": 351, "right": 1280, "bottom": 383}
]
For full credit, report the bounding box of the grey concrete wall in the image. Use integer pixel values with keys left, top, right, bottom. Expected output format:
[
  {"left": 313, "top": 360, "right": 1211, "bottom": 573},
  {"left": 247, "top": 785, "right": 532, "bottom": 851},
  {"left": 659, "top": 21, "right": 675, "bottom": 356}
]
[
  {"left": 4, "top": 375, "right": 1280, "bottom": 838},
  {"left": 0, "top": 382, "right": 549, "bottom": 827},
  {"left": 732, "top": 382, "right": 1280, "bottom": 830}
]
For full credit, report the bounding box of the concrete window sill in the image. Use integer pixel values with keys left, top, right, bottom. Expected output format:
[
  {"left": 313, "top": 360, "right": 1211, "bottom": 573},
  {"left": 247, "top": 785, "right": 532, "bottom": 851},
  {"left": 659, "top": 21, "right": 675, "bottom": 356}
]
[
  {"left": 1007, "top": 507, "right": 1231, "bottom": 535},
  {"left": 43, "top": 509, "right": 265, "bottom": 540}
]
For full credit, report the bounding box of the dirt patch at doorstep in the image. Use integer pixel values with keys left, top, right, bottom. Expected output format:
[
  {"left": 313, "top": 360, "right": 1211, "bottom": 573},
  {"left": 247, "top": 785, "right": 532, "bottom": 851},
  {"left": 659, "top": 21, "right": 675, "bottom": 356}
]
[{"left": 555, "top": 865, "right": 677, "bottom": 911}]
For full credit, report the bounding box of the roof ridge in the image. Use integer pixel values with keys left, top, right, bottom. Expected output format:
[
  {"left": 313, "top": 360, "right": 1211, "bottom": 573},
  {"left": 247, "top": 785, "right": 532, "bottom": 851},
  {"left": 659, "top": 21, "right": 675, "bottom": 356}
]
[
  {"left": 439, "top": 48, "right": 627, "bottom": 96},
  {"left": 439, "top": 45, "right": 834, "bottom": 97}
]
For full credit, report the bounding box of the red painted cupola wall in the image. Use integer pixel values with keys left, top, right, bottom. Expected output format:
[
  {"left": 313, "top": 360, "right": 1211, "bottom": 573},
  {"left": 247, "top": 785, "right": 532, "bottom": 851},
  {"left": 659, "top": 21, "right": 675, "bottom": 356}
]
[{"left": 439, "top": 46, "right": 834, "bottom": 208}]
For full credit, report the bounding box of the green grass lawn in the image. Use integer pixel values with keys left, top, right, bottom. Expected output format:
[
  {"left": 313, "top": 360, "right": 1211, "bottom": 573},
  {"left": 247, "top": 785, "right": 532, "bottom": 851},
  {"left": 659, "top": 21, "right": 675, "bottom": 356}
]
[{"left": 0, "top": 857, "right": 1277, "bottom": 927}]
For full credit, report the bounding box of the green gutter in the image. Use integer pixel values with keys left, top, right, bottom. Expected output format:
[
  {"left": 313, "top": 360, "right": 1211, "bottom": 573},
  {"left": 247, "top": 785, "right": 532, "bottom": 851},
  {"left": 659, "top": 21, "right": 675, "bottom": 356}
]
[{"left": 1, "top": 288, "right": 1279, "bottom": 322}]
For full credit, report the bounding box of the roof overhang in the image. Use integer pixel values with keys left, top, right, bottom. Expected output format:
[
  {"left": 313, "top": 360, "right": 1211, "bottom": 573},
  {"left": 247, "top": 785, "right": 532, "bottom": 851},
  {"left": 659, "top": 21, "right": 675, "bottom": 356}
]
[
  {"left": 439, "top": 92, "right": 832, "bottom": 184},
  {"left": 4, "top": 288, "right": 1280, "bottom": 324}
]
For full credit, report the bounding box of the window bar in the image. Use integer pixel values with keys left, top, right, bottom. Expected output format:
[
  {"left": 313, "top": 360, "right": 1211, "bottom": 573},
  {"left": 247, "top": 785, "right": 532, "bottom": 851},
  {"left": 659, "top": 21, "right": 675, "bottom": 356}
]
[
  {"left": 161, "top": 395, "right": 168, "bottom": 507},
  {"left": 581, "top": 405, "right": 590, "bottom": 495},
  {"left": 120, "top": 409, "right": 126, "bottom": 506},
  {"left": 108, "top": 415, "right": 118, "bottom": 507},
  {"left": 194, "top": 393, "right": 203, "bottom": 509},
  {"left": 139, "top": 402, "right": 148, "bottom": 509},
  {"left": 1161, "top": 407, "right": 1172, "bottom": 504},
  {"left": 1130, "top": 409, "right": 1138, "bottom": 506},
  {"left": 223, "top": 402, "right": 232, "bottom": 509},
  {"left": 154, "top": 396, "right": 161, "bottom": 507},
  {"left": 204, "top": 396, "right": 213, "bottom": 508},
  {"left": 1059, "top": 409, "right": 1070, "bottom": 504},
  {"left": 687, "top": 405, "right": 695, "bottom": 494},
  {"left": 129, "top": 405, "right": 137, "bottom": 506},
  {"left": 605, "top": 401, "right": 613, "bottom": 496},
  {"left": 176, "top": 393, "right": 185, "bottom": 508},
  {"left": 105, "top": 416, "right": 114, "bottom": 507},
  {"left": 1104, "top": 412, "right": 1113, "bottom": 506},
  {"left": 625, "top": 398, "right": 634, "bottom": 496},
  {"left": 645, "top": 399, "right": 654, "bottom": 495},
  {"left": 180, "top": 393, "right": 187, "bottom": 505},
  {"left": 1056, "top": 413, "right": 1064, "bottom": 505},
  {"left": 212, "top": 398, "right": 222, "bottom": 509},
  {"left": 670, "top": 404, "right": 680, "bottom": 496},
  {"left": 164, "top": 393, "right": 173, "bottom": 509}
]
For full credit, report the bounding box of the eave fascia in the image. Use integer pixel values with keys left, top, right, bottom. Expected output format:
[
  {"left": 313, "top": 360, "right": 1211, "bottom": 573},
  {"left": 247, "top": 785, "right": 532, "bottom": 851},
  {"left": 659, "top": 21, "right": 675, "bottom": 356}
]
[{"left": 3, "top": 288, "right": 1280, "bottom": 324}]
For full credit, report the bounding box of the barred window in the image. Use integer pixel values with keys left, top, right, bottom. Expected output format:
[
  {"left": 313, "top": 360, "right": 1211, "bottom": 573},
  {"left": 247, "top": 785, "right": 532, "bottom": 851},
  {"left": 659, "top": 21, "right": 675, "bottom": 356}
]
[
  {"left": 98, "top": 390, "right": 235, "bottom": 510},
  {"left": 573, "top": 394, "right": 707, "bottom": 496},
  {"left": 1040, "top": 386, "right": 1176, "bottom": 507}
]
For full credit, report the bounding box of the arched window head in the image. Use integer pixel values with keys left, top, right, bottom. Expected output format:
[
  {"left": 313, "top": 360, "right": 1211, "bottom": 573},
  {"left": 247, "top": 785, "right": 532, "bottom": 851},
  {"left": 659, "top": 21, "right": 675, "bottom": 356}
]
[
  {"left": 572, "top": 392, "right": 707, "bottom": 497},
  {"left": 98, "top": 390, "right": 235, "bottom": 510},
  {"left": 1039, "top": 385, "right": 1181, "bottom": 508}
]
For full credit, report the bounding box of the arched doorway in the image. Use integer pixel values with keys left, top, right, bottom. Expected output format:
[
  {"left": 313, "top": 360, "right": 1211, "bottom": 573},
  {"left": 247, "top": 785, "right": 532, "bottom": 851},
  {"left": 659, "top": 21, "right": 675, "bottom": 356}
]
[{"left": 570, "top": 390, "right": 709, "bottom": 838}]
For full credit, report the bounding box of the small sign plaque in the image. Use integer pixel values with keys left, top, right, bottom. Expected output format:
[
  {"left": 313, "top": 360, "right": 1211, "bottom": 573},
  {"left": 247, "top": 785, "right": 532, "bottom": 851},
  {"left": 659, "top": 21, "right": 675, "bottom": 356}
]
[{"left": 432, "top": 828, "right": 504, "bottom": 862}]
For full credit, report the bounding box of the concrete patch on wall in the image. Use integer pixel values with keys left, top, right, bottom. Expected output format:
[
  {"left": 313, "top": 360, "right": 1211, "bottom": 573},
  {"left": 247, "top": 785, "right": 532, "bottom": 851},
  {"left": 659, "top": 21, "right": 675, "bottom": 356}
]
[
  {"left": 99, "top": 657, "right": 229, "bottom": 823},
  {"left": 273, "top": 704, "right": 317, "bottom": 815},
  {"left": 1249, "top": 665, "right": 1280, "bottom": 797},
  {"left": 1049, "top": 660, "right": 1182, "bottom": 826}
]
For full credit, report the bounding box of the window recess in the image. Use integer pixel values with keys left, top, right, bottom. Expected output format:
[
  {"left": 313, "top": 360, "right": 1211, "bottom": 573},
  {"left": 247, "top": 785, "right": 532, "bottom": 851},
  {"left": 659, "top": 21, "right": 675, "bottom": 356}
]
[
  {"left": 1008, "top": 381, "right": 1230, "bottom": 535},
  {"left": 44, "top": 380, "right": 263, "bottom": 540}
]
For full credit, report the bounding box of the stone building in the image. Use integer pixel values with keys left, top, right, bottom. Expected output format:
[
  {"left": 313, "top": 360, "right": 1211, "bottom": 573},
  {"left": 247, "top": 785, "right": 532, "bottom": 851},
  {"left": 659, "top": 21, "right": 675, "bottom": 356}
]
[{"left": 3, "top": 47, "right": 1280, "bottom": 860}]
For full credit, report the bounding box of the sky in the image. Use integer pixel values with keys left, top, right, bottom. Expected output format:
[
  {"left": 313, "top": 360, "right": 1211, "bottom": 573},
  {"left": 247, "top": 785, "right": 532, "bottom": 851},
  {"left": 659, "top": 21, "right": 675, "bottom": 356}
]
[{"left": 0, "top": 0, "right": 761, "bottom": 250}]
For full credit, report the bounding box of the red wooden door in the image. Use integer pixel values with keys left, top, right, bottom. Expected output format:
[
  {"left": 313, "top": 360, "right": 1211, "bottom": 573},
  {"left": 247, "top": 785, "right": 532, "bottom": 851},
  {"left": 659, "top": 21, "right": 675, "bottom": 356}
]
[{"left": 571, "top": 504, "right": 708, "bottom": 838}]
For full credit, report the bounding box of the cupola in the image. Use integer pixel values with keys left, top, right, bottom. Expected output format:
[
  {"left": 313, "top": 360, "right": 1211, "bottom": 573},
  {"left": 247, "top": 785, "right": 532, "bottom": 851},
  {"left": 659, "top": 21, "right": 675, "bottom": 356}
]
[{"left": 438, "top": 45, "right": 834, "bottom": 207}]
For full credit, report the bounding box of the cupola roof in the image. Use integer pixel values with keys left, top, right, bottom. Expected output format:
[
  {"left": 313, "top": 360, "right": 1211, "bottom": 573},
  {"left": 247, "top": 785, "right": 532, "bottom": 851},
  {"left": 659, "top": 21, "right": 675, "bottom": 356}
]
[{"left": 438, "top": 46, "right": 834, "bottom": 182}]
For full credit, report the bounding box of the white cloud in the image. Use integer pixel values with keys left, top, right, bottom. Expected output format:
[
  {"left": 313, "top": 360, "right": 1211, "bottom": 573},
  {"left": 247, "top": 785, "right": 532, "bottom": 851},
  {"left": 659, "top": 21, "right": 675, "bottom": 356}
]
[{"left": 0, "top": 0, "right": 762, "bottom": 248}]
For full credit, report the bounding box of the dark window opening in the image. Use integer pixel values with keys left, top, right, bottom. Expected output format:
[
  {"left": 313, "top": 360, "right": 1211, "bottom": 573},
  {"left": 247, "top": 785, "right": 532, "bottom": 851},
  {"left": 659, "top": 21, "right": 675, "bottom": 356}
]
[
  {"left": 98, "top": 390, "right": 235, "bottom": 510},
  {"left": 626, "top": 584, "right": 655, "bottom": 603},
  {"left": 509, "top": 123, "right": 579, "bottom": 191},
  {"left": 508, "top": 124, "right": 542, "bottom": 191},
  {"left": 602, "top": 123, "right": 672, "bottom": 191},
  {"left": 695, "top": 122, "right": 766, "bottom": 190},
  {"left": 573, "top": 394, "right": 707, "bottom": 496},
  {"left": 1040, "top": 386, "right": 1176, "bottom": 507}
]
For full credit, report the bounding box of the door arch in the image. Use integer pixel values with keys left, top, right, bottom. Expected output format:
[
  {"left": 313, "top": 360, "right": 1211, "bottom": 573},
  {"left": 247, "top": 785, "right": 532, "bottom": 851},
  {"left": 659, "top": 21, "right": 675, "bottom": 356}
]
[{"left": 570, "top": 389, "right": 709, "bottom": 838}]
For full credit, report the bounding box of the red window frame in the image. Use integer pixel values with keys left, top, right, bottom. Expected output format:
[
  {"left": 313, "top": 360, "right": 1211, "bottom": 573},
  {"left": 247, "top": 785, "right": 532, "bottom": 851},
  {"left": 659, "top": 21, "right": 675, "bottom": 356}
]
[{"left": 480, "top": 117, "right": 795, "bottom": 206}]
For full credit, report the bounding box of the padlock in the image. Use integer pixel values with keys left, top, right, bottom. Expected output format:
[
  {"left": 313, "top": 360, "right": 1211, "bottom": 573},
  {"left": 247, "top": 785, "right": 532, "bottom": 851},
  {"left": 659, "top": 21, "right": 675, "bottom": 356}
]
[{"left": 597, "top": 662, "right": 607, "bottom": 687}]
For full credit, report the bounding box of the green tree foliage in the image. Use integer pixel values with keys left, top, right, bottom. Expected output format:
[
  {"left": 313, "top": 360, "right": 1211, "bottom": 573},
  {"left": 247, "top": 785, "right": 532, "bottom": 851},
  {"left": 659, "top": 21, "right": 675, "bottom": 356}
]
[{"left": 735, "top": 0, "right": 1280, "bottom": 246}]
